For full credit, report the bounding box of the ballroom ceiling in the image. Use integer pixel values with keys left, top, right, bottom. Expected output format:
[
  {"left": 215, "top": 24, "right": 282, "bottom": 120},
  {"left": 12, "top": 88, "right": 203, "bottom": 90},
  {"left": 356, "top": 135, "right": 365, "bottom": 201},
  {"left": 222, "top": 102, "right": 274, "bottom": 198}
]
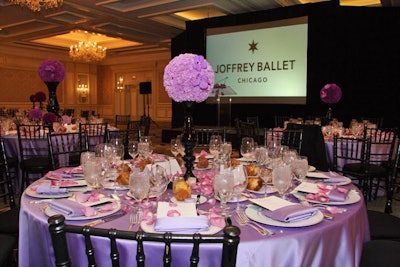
[{"left": 0, "top": 0, "right": 392, "bottom": 58}]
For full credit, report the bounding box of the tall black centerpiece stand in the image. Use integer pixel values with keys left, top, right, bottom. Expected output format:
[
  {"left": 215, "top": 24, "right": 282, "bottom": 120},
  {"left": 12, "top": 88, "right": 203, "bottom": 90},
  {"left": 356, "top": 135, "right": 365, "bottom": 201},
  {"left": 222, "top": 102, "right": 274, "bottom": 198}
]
[
  {"left": 181, "top": 101, "right": 197, "bottom": 181},
  {"left": 45, "top": 81, "right": 60, "bottom": 116}
]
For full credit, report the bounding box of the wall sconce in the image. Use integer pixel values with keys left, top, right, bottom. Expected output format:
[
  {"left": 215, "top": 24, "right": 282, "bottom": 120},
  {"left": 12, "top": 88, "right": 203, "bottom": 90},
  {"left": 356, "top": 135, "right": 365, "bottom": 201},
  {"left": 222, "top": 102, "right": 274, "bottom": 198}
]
[
  {"left": 116, "top": 76, "right": 124, "bottom": 92},
  {"left": 77, "top": 74, "right": 89, "bottom": 103}
]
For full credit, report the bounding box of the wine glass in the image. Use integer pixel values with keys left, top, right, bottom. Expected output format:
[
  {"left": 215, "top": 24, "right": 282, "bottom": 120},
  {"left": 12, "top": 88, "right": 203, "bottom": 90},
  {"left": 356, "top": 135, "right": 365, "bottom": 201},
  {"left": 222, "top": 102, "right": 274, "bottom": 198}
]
[
  {"left": 231, "top": 165, "right": 248, "bottom": 210},
  {"left": 213, "top": 171, "right": 234, "bottom": 216},
  {"left": 170, "top": 139, "right": 183, "bottom": 157},
  {"left": 272, "top": 163, "right": 292, "bottom": 199},
  {"left": 80, "top": 151, "right": 96, "bottom": 166},
  {"left": 138, "top": 136, "right": 153, "bottom": 159},
  {"left": 209, "top": 135, "right": 222, "bottom": 159},
  {"left": 83, "top": 157, "right": 104, "bottom": 192},
  {"left": 149, "top": 164, "right": 170, "bottom": 200},
  {"left": 240, "top": 137, "right": 255, "bottom": 159},
  {"left": 255, "top": 146, "right": 268, "bottom": 166},
  {"left": 129, "top": 169, "right": 151, "bottom": 214},
  {"left": 128, "top": 141, "right": 139, "bottom": 160},
  {"left": 291, "top": 155, "right": 309, "bottom": 182},
  {"left": 220, "top": 142, "right": 232, "bottom": 161}
]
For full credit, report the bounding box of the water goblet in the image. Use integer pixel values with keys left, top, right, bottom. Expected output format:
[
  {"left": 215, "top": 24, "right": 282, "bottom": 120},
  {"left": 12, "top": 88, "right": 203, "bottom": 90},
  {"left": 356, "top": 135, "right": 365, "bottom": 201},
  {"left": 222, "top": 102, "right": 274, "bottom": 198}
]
[
  {"left": 138, "top": 136, "right": 153, "bottom": 159},
  {"left": 291, "top": 155, "right": 309, "bottom": 182},
  {"left": 240, "top": 137, "right": 255, "bottom": 159},
  {"left": 129, "top": 169, "right": 151, "bottom": 214},
  {"left": 170, "top": 139, "right": 183, "bottom": 157},
  {"left": 272, "top": 163, "right": 292, "bottom": 199},
  {"left": 83, "top": 158, "right": 104, "bottom": 192},
  {"left": 128, "top": 141, "right": 139, "bottom": 160},
  {"left": 213, "top": 171, "right": 234, "bottom": 216},
  {"left": 209, "top": 135, "right": 222, "bottom": 159},
  {"left": 149, "top": 164, "right": 170, "bottom": 201},
  {"left": 80, "top": 151, "right": 96, "bottom": 166},
  {"left": 220, "top": 142, "right": 232, "bottom": 161},
  {"left": 231, "top": 165, "right": 248, "bottom": 210}
]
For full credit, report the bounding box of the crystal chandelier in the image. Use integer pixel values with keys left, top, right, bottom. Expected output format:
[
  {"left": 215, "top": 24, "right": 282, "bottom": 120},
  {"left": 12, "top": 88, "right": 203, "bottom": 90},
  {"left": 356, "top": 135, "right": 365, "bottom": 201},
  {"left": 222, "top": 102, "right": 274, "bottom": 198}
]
[
  {"left": 69, "top": 36, "right": 107, "bottom": 63},
  {"left": 10, "top": 0, "right": 63, "bottom": 12}
]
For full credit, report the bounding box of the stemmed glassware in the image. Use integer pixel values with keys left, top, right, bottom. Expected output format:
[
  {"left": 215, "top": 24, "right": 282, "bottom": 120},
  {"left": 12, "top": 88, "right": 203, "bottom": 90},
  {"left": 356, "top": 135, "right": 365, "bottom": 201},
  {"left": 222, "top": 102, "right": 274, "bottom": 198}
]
[
  {"left": 149, "top": 164, "right": 170, "bottom": 200},
  {"left": 220, "top": 142, "right": 232, "bottom": 162},
  {"left": 129, "top": 169, "right": 151, "bottom": 214},
  {"left": 213, "top": 165, "right": 234, "bottom": 215},
  {"left": 128, "top": 141, "right": 139, "bottom": 160},
  {"left": 231, "top": 165, "right": 248, "bottom": 210},
  {"left": 83, "top": 157, "right": 104, "bottom": 192},
  {"left": 170, "top": 138, "right": 185, "bottom": 157},
  {"left": 272, "top": 162, "right": 293, "bottom": 199},
  {"left": 291, "top": 155, "right": 309, "bottom": 182},
  {"left": 138, "top": 136, "right": 153, "bottom": 159},
  {"left": 240, "top": 137, "right": 255, "bottom": 160},
  {"left": 209, "top": 135, "right": 222, "bottom": 159}
]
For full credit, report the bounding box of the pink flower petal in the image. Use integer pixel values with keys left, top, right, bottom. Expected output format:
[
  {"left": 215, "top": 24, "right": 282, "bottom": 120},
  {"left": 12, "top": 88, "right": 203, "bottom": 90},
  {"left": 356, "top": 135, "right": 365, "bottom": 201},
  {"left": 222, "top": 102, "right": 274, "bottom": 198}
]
[
  {"left": 98, "top": 202, "right": 117, "bottom": 212},
  {"left": 82, "top": 207, "right": 97, "bottom": 217},
  {"left": 167, "top": 209, "right": 181, "bottom": 217}
]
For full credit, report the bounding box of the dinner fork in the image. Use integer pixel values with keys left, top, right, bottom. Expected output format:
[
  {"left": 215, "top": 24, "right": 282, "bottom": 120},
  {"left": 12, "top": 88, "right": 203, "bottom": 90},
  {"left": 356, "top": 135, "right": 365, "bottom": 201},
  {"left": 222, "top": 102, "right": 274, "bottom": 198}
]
[
  {"left": 234, "top": 210, "right": 273, "bottom": 236},
  {"left": 129, "top": 212, "right": 141, "bottom": 231}
]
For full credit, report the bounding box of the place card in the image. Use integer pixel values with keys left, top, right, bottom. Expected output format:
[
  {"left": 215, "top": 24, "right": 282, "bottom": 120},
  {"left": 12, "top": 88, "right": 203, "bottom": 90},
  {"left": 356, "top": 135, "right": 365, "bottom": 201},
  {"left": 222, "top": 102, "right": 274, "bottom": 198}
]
[
  {"left": 156, "top": 202, "right": 197, "bottom": 218},
  {"left": 292, "top": 182, "right": 319, "bottom": 194},
  {"left": 249, "top": 196, "right": 296, "bottom": 211}
]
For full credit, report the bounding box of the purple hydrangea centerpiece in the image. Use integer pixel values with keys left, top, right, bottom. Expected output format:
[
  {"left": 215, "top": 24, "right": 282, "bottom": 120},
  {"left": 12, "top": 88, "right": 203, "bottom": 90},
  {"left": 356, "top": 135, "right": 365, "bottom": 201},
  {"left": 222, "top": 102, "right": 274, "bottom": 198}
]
[
  {"left": 38, "top": 59, "right": 65, "bottom": 82},
  {"left": 163, "top": 53, "right": 214, "bottom": 103},
  {"left": 320, "top": 83, "right": 342, "bottom": 104}
]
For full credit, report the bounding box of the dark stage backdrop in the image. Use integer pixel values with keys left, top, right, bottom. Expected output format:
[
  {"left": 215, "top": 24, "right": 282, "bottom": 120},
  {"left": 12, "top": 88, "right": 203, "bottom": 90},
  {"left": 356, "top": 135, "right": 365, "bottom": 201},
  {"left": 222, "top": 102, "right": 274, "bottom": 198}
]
[{"left": 170, "top": 2, "right": 400, "bottom": 130}]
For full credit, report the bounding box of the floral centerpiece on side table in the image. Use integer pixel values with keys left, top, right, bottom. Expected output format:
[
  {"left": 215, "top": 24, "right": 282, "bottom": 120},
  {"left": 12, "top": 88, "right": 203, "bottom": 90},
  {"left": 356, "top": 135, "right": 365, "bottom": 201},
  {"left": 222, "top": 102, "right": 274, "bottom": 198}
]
[
  {"left": 163, "top": 53, "right": 215, "bottom": 180},
  {"left": 320, "top": 83, "right": 342, "bottom": 121},
  {"left": 38, "top": 59, "right": 66, "bottom": 115}
]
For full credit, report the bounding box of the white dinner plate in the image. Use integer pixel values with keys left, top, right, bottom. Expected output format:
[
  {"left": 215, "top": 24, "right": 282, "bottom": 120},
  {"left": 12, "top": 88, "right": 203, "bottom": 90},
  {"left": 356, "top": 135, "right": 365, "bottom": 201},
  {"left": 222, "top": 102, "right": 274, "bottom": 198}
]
[
  {"left": 292, "top": 190, "right": 360, "bottom": 205},
  {"left": 215, "top": 195, "right": 247, "bottom": 203},
  {"left": 305, "top": 177, "right": 352, "bottom": 186},
  {"left": 140, "top": 221, "right": 222, "bottom": 235},
  {"left": 126, "top": 191, "right": 158, "bottom": 199},
  {"left": 44, "top": 201, "right": 121, "bottom": 221},
  {"left": 248, "top": 185, "right": 278, "bottom": 195},
  {"left": 25, "top": 187, "right": 72, "bottom": 199},
  {"left": 308, "top": 165, "right": 316, "bottom": 172},
  {"left": 193, "top": 164, "right": 212, "bottom": 170},
  {"left": 103, "top": 182, "right": 129, "bottom": 191},
  {"left": 245, "top": 205, "right": 324, "bottom": 228},
  {"left": 171, "top": 194, "right": 207, "bottom": 204}
]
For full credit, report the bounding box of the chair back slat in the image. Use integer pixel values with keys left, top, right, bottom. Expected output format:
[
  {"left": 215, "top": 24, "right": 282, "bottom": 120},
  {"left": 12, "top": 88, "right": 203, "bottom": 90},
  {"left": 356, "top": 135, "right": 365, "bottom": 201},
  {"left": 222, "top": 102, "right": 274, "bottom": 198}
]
[
  {"left": 83, "top": 228, "right": 96, "bottom": 266},
  {"left": 190, "top": 233, "right": 201, "bottom": 267},
  {"left": 109, "top": 230, "right": 120, "bottom": 267},
  {"left": 79, "top": 123, "right": 108, "bottom": 152},
  {"left": 48, "top": 132, "right": 88, "bottom": 170},
  {"left": 48, "top": 214, "right": 240, "bottom": 267},
  {"left": 281, "top": 129, "right": 303, "bottom": 153},
  {"left": 115, "top": 115, "right": 131, "bottom": 130},
  {"left": 0, "top": 137, "right": 16, "bottom": 209},
  {"left": 195, "top": 127, "right": 226, "bottom": 147}
]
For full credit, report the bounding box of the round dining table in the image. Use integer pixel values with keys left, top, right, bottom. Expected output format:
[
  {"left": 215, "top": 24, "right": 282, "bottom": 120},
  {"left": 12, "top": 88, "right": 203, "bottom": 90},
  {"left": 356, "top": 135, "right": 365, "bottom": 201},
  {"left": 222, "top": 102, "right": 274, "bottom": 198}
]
[{"left": 18, "top": 168, "right": 370, "bottom": 267}]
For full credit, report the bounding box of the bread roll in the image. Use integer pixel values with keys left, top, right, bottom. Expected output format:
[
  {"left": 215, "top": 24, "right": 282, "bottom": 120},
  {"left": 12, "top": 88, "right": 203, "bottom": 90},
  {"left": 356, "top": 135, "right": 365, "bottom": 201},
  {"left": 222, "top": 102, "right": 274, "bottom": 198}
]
[
  {"left": 173, "top": 179, "right": 192, "bottom": 201},
  {"left": 247, "top": 177, "right": 263, "bottom": 191},
  {"left": 196, "top": 156, "right": 209, "bottom": 168}
]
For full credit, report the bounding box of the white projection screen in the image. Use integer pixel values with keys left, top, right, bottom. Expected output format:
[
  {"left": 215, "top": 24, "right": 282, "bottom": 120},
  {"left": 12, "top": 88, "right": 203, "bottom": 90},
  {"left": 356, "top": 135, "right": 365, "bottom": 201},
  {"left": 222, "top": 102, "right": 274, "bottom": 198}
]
[{"left": 206, "top": 16, "right": 308, "bottom": 104}]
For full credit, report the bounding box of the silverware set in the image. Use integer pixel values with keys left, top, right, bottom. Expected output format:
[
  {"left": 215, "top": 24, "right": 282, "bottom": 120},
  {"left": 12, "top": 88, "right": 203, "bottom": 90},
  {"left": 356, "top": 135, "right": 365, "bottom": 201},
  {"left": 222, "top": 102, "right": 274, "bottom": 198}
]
[
  {"left": 128, "top": 212, "right": 142, "bottom": 231},
  {"left": 234, "top": 209, "right": 274, "bottom": 236}
]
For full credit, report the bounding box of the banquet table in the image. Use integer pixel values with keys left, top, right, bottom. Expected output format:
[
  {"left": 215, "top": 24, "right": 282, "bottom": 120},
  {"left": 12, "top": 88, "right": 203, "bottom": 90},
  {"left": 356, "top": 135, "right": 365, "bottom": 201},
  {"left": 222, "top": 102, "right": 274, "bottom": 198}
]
[{"left": 18, "top": 168, "right": 370, "bottom": 267}]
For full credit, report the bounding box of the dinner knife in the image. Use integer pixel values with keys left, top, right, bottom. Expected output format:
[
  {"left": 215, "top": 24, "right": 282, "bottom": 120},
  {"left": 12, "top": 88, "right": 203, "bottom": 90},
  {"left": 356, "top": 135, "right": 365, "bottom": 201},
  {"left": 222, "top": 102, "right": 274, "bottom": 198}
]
[{"left": 84, "top": 212, "right": 125, "bottom": 227}]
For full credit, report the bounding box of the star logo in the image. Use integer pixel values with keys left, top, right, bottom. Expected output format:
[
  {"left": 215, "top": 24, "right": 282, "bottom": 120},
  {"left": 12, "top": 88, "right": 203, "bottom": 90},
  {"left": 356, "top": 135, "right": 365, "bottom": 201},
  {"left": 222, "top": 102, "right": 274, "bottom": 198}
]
[{"left": 248, "top": 40, "right": 258, "bottom": 53}]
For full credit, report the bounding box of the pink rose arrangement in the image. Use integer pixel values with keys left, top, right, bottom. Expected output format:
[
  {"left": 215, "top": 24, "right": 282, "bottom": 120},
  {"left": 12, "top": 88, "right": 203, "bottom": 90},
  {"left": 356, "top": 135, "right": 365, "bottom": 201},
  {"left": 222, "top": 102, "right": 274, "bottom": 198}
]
[
  {"left": 320, "top": 83, "right": 342, "bottom": 104},
  {"left": 163, "top": 53, "right": 214, "bottom": 102},
  {"left": 38, "top": 59, "right": 66, "bottom": 82}
]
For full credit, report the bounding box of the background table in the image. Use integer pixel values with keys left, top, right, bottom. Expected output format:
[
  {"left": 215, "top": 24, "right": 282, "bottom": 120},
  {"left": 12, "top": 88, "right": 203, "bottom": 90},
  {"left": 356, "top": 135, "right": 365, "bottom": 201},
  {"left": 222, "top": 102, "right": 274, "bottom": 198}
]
[{"left": 18, "top": 178, "right": 370, "bottom": 267}]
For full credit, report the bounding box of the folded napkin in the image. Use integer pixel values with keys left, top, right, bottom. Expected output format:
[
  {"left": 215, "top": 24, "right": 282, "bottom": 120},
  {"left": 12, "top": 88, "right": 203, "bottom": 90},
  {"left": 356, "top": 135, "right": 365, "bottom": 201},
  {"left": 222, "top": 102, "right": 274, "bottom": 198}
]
[
  {"left": 48, "top": 199, "right": 85, "bottom": 216},
  {"left": 326, "top": 187, "right": 350, "bottom": 202},
  {"left": 45, "top": 171, "right": 74, "bottom": 179},
  {"left": 262, "top": 205, "right": 319, "bottom": 223},
  {"left": 323, "top": 177, "right": 348, "bottom": 183},
  {"left": 154, "top": 215, "right": 210, "bottom": 232},
  {"left": 35, "top": 182, "right": 68, "bottom": 195}
]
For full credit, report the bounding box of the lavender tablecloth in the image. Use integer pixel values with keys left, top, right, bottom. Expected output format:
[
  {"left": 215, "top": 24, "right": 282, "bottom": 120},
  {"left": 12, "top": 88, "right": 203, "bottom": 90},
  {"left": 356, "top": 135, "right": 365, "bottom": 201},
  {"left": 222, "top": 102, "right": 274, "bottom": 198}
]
[{"left": 18, "top": 177, "right": 370, "bottom": 267}]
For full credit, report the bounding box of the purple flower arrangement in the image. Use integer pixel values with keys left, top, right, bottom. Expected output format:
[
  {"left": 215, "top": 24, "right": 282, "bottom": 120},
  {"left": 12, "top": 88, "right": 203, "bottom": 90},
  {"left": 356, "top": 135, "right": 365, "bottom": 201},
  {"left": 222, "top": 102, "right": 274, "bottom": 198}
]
[
  {"left": 38, "top": 59, "right": 66, "bottom": 82},
  {"left": 320, "top": 83, "right": 342, "bottom": 104},
  {"left": 163, "top": 53, "right": 214, "bottom": 102},
  {"left": 28, "top": 107, "right": 43, "bottom": 120},
  {"left": 42, "top": 112, "right": 58, "bottom": 124},
  {"left": 35, "top": 91, "right": 46, "bottom": 102}
]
